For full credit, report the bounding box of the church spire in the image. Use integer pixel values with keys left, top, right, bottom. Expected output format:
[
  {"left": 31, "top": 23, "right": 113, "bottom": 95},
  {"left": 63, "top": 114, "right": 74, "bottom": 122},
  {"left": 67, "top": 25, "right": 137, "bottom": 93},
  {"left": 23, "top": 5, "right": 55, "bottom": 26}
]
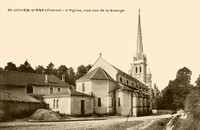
[{"left": 136, "top": 9, "right": 144, "bottom": 60}]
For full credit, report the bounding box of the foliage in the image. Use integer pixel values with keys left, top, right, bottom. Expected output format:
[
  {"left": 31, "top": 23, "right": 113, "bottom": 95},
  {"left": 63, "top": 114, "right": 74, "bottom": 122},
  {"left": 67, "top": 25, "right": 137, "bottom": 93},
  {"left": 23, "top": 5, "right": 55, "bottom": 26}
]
[
  {"left": 161, "top": 67, "right": 193, "bottom": 110},
  {"left": 2, "top": 60, "right": 92, "bottom": 87},
  {"left": 67, "top": 67, "right": 76, "bottom": 86},
  {"left": 195, "top": 75, "right": 200, "bottom": 88},
  {"left": 75, "top": 64, "right": 91, "bottom": 80},
  {"left": 183, "top": 88, "right": 200, "bottom": 130},
  {"left": 4, "top": 62, "right": 18, "bottom": 71},
  {"left": 35, "top": 65, "right": 45, "bottom": 74},
  {"left": 18, "top": 60, "right": 35, "bottom": 73},
  {"left": 45, "top": 62, "right": 55, "bottom": 74}
]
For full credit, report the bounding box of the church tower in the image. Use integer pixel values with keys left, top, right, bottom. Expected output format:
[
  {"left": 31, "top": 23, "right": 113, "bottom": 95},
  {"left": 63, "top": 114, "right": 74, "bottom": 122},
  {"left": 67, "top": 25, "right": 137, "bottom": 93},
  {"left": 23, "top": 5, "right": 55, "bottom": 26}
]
[{"left": 129, "top": 9, "right": 148, "bottom": 84}]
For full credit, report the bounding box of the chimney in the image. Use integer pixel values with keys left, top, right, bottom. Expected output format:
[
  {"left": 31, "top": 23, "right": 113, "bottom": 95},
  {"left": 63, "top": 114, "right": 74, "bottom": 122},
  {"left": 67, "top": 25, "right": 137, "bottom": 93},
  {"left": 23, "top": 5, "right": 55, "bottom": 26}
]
[
  {"left": 62, "top": 74, "right": 65, "bottom": 82},
  {"left": 45, "top": 74, "right": 48, "bottom": 83}
]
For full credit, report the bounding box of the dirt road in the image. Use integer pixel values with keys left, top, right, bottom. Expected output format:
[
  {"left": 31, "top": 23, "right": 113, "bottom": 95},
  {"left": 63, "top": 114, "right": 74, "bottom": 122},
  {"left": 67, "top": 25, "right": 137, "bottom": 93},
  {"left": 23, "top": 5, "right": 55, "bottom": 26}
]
[{"left": 0, "top": 114, "right": 171, "bottom": 130}]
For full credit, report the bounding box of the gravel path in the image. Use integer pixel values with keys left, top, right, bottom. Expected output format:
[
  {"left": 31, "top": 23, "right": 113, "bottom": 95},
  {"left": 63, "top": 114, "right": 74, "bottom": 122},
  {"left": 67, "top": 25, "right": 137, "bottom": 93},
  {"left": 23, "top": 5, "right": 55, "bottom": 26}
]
[{"left": 0, "top": 114, "right": 171, "bottom": 130}]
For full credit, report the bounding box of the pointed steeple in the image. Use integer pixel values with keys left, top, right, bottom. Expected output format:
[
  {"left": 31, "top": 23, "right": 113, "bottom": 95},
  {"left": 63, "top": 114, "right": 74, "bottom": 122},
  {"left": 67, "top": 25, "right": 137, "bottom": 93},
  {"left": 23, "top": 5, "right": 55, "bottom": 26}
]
[{"left": 136, "top": 9, "right": 144, "bottom": 60}]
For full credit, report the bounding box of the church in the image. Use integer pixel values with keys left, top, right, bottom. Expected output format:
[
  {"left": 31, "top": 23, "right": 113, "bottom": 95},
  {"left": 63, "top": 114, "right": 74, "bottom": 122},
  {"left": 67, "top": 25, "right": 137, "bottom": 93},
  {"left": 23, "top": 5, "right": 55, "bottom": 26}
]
[
  {"left": 0, "top": 10, "right": 153, "bottom": 118},
  {"left": 76, "top": 10, "right": 153, "bottom": 116}
]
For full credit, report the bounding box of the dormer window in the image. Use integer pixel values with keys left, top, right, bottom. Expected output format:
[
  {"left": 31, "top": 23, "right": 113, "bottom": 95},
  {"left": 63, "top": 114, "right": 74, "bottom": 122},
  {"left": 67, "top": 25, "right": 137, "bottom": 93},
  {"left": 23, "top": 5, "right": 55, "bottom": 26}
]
[{"left": 26, "top": 85, "right": 33, "bottom": 93}]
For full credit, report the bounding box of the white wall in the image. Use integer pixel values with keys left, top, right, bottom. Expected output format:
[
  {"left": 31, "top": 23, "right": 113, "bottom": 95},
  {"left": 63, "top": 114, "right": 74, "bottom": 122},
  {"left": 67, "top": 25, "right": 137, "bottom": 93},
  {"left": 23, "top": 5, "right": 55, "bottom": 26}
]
[
  {"left": 71, "top": 96, "right": 93, "bottom": 115},
  {"left": 44, "top": 96, "right": 71, "bottom": 115}
]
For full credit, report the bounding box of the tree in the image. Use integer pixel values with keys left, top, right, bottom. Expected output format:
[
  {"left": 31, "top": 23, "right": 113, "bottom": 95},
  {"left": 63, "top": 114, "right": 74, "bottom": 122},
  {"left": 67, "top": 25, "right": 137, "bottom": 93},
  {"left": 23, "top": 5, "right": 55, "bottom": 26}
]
[
  {"left": 0, "top": 67, "right": 3, "bottom": 70},
  {"left": 57, "top": 65, "right": 69, "bottom": 82},
  {"left": 18, "top": 60, "right": 35, "bottom": 73},
  {"left": 4, "top": 62, "right": 18, "bottom": 71},
  {"left": 86, "top": 64, "right": 92, "bottom": 72},
  {"left": 76, "top": 65, "right": 87, "bottom": 80},
  {"left": 67, "top": 67, "right": 76, "bottom": 86},
  {"left": 195, "top": 75, "right": 200, "bottom": 88},
  {"left": 175, "top": 67, "right": 192, "bottom": 86},
  {"left": 161, "top": 67, "right": 194, "bottom": 110},
  {"left": 35, "top": 65, "right": 45, "bottom": 74},
  {"left": 45, "top": 62, "right": 55, "bottom": 74}
]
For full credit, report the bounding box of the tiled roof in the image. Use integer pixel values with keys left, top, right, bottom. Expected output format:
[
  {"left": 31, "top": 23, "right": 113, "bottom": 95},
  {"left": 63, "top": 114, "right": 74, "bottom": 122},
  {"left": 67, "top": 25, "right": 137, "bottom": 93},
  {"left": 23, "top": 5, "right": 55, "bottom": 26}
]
[
  {"left": 70, "top": 89, "right": 92, "bottom": 97},
  {"left": 43, "top": 88, "right": 92, "bottom": 97},
  {"left": 0, "top": 91, "right": 40, "bottom": 103},
  {"left": 77, "top": 67, "right": 115, "bottom": 82},
  {"left": 0, "top": 70, "right": 70, "bottom": 87}
]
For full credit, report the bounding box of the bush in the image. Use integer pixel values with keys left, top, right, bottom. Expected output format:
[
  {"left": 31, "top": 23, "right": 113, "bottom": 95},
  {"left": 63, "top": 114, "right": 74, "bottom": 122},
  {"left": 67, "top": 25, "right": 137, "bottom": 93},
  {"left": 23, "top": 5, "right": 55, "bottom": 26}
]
[{"left": 184, "top": 88, "right": 200, "bottom": 130}]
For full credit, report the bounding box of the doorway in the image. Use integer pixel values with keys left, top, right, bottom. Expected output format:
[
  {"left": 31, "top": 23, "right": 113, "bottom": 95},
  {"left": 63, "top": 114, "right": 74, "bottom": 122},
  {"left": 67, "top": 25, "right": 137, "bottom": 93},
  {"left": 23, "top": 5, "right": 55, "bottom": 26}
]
[{"left": 81, "top": 100, "right": 85, "bottom": 116}]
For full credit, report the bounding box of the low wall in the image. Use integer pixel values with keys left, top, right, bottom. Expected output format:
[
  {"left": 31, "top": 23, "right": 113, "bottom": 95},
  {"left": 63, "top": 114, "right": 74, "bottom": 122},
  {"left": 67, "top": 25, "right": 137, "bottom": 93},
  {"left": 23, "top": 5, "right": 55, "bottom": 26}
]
[
  {"left": 0, "top": 100, "right": 44, "bottom": 122},
  {"left": 152, "top": 109, "right": 172, "bottom": 114}
]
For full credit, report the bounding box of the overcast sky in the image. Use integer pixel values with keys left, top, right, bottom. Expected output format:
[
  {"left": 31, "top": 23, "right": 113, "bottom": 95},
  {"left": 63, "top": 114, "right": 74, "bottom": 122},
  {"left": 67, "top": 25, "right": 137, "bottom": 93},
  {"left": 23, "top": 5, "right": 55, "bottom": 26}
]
[{"left": 1, "top": 0, "right": 200, "bottom": 90}]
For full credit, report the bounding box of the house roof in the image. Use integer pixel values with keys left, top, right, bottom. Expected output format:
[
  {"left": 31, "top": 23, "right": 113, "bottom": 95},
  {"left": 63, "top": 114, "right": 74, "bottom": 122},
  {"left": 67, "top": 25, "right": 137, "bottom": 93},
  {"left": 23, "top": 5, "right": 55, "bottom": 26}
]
[
  {"left": 0, "top": 91, "right": 40, "bottom": 103},
  {"left": 43, "top": 88, "right": 92, "bottom": 98},
  {"left": 0, "top": 70, "right": 70, "bottom": 87},
  {"left": 77, "top": 67, "right": 115, "bottom": 82},
  {"left": 70, "top": 89, "right": 92, "bottom": 97}
]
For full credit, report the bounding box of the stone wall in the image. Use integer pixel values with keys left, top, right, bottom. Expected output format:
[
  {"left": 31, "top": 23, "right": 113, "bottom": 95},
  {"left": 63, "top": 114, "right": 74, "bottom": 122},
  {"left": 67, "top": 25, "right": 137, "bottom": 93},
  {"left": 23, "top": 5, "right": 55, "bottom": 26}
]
[{"left": 0, "top": 100, "right": 43, "bottom": 121}]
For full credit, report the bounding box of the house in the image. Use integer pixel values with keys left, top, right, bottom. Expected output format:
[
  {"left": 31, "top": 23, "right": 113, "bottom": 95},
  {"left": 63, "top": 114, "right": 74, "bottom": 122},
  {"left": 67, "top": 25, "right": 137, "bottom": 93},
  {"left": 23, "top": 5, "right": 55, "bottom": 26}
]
[
  {"left": 0, "top": 70, "right": 93, "bottom": 117},
  {"left": 43, "top": 89, "right": 93, "bottom": 116}
]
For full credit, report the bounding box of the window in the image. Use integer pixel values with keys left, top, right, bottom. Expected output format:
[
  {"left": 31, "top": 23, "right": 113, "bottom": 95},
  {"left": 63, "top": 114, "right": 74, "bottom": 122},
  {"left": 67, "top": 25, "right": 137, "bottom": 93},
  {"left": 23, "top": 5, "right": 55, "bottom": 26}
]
[
  {"left": 26, "top": 85, "right": 33, "bottom": 93},
  {"left": 53, "top": 99, "right": 56, "bottom": 108},
  {"left": 112, "top": 98, "right": 114, "bottom": 107},
  {"left": 120, "top": 77, "right": 122, "bottom": 82},
  {"left": 82, "top": 83, "right": 85, "bottom": 92},
  {"left": 118, "top": 98, "right": 121, "bottom": 106},
  {"left": 58, "top": 87, "right": 61, "bottom": 92},
  {"left": 127, "top": 80, "right": 129, "bottom": 85},
  {"left": 56, "top": 99, "right": 59, "bottom": 109},
  {"left": 140, "top": 66, "right": 142, "bottom": 73},
  {"left": 50, "top": 87, "right": 53, "bottom": 94},
  {"left": 132, "top": 82, "right": 134, "bottom": 87},
  {"left": 136, "top": 67, "right": 138, "bottom": 73},
  {"left": 98, "top": 97, "right": 101, "bottom": 107}
]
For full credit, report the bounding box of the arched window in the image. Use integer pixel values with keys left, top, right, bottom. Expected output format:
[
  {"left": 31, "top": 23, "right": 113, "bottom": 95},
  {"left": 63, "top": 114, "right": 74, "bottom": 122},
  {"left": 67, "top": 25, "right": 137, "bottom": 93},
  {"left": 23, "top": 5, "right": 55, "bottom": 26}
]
[
  {"left": 140, "top": 66, "right": 142, "bottom": 73},
  {"left": 26, "top": 85, "right": 33, "bottom": 93},
  {"left": 98, "top": 97, "right": 101, "bottom": 107},
  {"left": 120, "top": 77, "right": 122, "bottom": 82},
  {"left": 136, "top": 67, "right": 138, "bottom": 73},
  {"left": 118, "top": 98, "right": 121, "bottom": 106},
  {"left": 58, "top": 87, "right": 61, "bottom": 92},
  {"left": 53, "top": 99, "right": 56, "bottom": 108},
  {"left": 50, "top": 87, "right": 53, "bottom": 94},
  {"left": 82, "top": 83, "right": 85, "bottom": 92},
  {"left": 56, "top": 99, "right": 59, "bottom": 109}
]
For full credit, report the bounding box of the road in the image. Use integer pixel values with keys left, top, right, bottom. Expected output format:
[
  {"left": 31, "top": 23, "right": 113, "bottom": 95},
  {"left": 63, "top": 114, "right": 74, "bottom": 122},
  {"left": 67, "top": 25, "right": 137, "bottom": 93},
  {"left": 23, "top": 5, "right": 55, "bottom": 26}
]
[{"left": 0, "top": 114, "right": 171, "bottom": 130}]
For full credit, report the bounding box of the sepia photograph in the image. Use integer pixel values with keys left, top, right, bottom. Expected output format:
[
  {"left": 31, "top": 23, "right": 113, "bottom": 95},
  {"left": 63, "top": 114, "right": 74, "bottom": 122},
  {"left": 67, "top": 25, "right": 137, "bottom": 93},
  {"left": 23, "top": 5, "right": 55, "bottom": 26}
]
[{"left": 0, "top": 0, "right": 200, "bottom": 130}]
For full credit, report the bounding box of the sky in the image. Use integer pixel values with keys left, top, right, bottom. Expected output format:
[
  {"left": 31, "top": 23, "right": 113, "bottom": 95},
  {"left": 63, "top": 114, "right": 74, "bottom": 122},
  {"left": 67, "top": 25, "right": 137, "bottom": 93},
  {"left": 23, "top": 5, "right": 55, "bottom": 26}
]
[{"left": 0, "top": 0, "right": 200, "bottom": 90}]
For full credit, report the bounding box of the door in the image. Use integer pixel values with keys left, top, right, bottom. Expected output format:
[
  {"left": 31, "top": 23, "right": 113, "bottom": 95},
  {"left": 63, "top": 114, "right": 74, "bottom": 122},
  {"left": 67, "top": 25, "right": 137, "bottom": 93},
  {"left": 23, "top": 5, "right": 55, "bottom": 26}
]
[{"left": 81, "top": 100, "right": 85, "bottom": 116}]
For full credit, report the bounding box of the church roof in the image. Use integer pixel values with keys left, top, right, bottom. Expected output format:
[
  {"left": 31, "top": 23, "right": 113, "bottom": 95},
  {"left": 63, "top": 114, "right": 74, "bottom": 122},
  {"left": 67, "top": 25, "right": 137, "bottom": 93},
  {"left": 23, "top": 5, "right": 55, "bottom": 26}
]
[
  {"left": 76, "top": 67, "right": 115, "bottom": 82},
  {"left": 0, "top": 70, "right": 70, "bottom": 87}
]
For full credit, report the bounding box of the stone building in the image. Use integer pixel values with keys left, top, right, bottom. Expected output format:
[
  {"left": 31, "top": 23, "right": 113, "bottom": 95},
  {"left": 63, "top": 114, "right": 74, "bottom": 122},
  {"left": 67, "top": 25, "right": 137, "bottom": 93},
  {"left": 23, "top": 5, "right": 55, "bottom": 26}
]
[
  {"left": 76, "top": 10, "right": 152, "bottom": 116},
  {"left": 0, "top": 70, "right": 93, "bottom": 116}
]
